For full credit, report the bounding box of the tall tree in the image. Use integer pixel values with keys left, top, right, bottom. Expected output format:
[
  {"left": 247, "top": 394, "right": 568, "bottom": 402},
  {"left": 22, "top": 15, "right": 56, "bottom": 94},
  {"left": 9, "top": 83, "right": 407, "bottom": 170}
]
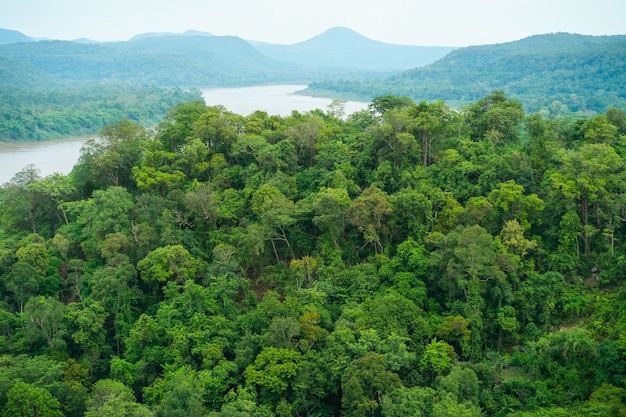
[{"left": 2, "top": 381, "right": 63, "bottom": 417}]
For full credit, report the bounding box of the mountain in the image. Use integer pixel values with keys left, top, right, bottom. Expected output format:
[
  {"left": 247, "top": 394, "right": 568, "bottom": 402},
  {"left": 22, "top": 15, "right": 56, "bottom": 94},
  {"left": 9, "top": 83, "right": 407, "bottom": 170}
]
[
  {"left": 0, "top": 27, "right": 454, "bottom": 88},
  {"left": 0, "top": 34, "right": 307, "bottom": 87},
  {"left": 129, "top": 29, "right": 214, "bottom": 41},
  {"left": 305, "top": 32, "right": 626, "bottom": 114},
  {"left": 252, "top": 27, "right": 455, "bottom": 73},
  {"left": 0, "top": 28, "right": 33, "bottom": 45}
]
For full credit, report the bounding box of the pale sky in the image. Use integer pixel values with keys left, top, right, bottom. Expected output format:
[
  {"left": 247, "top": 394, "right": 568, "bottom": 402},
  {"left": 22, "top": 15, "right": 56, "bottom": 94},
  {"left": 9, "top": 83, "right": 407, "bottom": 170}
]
[{"left": 1, "top": 0, "right": 625, "bottom": 46}]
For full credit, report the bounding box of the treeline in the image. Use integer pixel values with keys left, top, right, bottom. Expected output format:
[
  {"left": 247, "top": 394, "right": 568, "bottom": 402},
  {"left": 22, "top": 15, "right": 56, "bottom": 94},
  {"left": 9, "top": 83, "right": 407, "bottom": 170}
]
[
  {"left": 305, "top": 33, "right": 626, "bottom": 116},
  {"left": 1, "top": 92, "right": 626, "bottom": 416},
  {"left": 0, "top": 84, "right": 202, "bottom": 141}
]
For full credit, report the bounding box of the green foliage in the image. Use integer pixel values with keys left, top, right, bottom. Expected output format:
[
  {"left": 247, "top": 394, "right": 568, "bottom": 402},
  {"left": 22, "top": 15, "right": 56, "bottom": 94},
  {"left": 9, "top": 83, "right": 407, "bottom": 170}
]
[
  {"left": 1, "top": 92, "right": 626, "bottom": 417},
  {"left": 3, "top": 381, "right": 63, "bottom": 417},
  {"left": 85, "top": 379, "right": 153, "bottom": 417},
  {"left": 306, "top": 33, "right": 626, "bottom": 115},
  {"left": 0, "top": 84, "right": 201, "bottom": 141}
]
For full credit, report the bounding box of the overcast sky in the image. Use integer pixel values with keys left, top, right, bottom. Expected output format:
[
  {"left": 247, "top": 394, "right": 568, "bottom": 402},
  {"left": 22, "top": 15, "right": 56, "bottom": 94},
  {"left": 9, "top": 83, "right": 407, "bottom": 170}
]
[{"left": 2, "top": 0, "right": 625, "bottom": 46}]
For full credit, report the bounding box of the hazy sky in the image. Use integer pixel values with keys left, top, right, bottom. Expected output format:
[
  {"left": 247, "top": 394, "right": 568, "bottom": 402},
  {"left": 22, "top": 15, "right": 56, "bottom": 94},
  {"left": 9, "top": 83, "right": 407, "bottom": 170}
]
[{"left": 2, "top": 0, "right": 625, "bottom": 46}]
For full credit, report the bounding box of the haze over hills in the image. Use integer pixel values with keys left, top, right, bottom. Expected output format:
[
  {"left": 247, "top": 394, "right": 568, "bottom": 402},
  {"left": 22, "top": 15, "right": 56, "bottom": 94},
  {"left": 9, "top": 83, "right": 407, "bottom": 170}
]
[
  {"left": 0, "top": 35, "right": 307, "bottom": 88},
  {"left": 0, "top": 26, "right": 455, "bottom": 81},
  {"left": 251, "top": 26, "right": 456, "bottom": 72}
]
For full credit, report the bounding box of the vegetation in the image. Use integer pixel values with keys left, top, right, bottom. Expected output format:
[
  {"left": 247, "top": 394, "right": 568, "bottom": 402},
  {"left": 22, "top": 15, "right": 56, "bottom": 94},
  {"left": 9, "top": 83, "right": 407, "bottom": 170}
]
[
  {"left": 3, "top": 31, "right": 624, "bottom": 142},
  {"left": 305, "top": 33, "right": 626, "bottom": 115},
  {"left": 1, "top": 92, "right": 626, "bottom": 416},
  {"left": 0, "top": 36, "right": 306, "bottom": 88},
  {"left": 0, "top": 84, "right": 202, "bottom": 141}
]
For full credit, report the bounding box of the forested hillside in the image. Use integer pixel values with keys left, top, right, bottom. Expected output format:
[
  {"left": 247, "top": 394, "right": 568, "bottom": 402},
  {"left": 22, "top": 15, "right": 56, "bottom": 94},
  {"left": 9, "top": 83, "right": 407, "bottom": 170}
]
[
  {"left": 0, "top": 36, "right": 305, "bottom": 87},
  {"left": 1, "top": 92, "right": 626, "bottom": 416},
  {"left": 305, "top": 33, "right": 626, "bottom": 115}
]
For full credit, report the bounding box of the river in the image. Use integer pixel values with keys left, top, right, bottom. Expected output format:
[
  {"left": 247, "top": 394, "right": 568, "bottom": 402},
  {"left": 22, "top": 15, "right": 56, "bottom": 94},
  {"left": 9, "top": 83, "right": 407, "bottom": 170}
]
[
  {"left": 0, "top": 85, "right": 369, "bottom": 184},
  {"left": 201, "top": 84, "right": 368, "bottom": 116}
]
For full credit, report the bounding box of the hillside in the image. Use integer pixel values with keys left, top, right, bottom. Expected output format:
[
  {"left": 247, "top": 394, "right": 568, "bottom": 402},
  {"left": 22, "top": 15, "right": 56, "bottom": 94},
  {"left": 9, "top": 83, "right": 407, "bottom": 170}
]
[
  {"left": 305, "top": 32, "right": 626, "bottom": 114},
  {"left": 0, "top": 28, "right": 32, "bottom": 45},
  {"left": 253, "top": 26, "right": 455, "bottom": 73},
  {"left": 0, "top": 35, "right": 307, "bottom": 87}
]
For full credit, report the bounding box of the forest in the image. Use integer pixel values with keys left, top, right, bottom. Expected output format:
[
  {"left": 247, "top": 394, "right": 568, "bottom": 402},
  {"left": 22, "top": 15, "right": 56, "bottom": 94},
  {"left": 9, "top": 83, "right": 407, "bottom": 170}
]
[
  {"left": 304, "top": 33, "right": 626, "bottom": 116},
  {"left": 0, "top": 84, "right": 202, "bottom": 141},
  {"left": 1, "top": 92, "right": 626, "bottom": 416}
]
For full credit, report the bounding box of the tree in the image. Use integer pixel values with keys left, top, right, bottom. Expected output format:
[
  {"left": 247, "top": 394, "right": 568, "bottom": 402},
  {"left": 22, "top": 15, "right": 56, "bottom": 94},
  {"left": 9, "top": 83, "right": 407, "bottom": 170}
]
[
  {"left": 192, "top": 105, "right": 243, "bottom": 161},
  {"left": 158, "top": 101, "right": 207, "bottom": 153},
  {"left": 285, "top": 115, "right": 324, "bottom": 167},
  {"left": 347, "top": 186, "right": 393, "bottom": 254},
  {"left": 465, "top": 91, "right": 525, "bottom": 146},
  {"left": 341, "top": 352, "right": 401, "bottom": 417},
  {"left": 371, "top": 109, "right": 418, "bottom": 170},
  {"left": 137, "top": 245, "right": 197, "bottom": 289},
  {"left": 251, "top": 184, "right": 297, "bottom": 261},
  {"left": 381, "top": 386, "right": 436, "bottom": 417},
  {"left": 207, "top": 386, "right": 274, "bottom": 417},
  {"left": 85, "top": 379, "right": 153, "bottom": 417},
  {"left": 5, "top": 261, "right": 41, "bottom": 312},
  {"left": 548, "top": 143, "right": 624, "bottom": 259},
  {"left": 487, "top": 180, "right": 544, "bottom": 231},
  {"left": 0, "top": 165, "right": 43, "bottom": 235},
  {"left": 420, "top": 339, "right": 456, "bottom": 378},
  {"left": 147, "top": 368, "right": 206, "bottom": 417},
  {"left": 407, "top": 100, "right": 455, "bottom": 168},
  {"left": 369, "top": 95, "right": 414, "bottom": 117},
  {"left": 90, "top": 119, "right": 148, "bottom": 187},
  {"left": 583, "top": 114, "right": 620, "bottom": 144},
  {"left": 65, "top": 298, "right": 109, "bottom": 364},
  {"left": 3, "top": 381, "right": 63, "bottom": 417},
  {"left": 26, "top": 173, "right": 75, "bottom": 228},
  {"left": 244, "top": 347, "right": 303, "bottom": 405},
  {"left": 312, "top": 187, "right": 351, "bottom": 250},
  {"left": 23, "top": 296, "right": 66, "bottom": 349},
  {"left": 77, "top": 186, "right": 135, "bottom": 257},
  {"left": 447, "top": 225, "right": 506, "bottom": 359}
]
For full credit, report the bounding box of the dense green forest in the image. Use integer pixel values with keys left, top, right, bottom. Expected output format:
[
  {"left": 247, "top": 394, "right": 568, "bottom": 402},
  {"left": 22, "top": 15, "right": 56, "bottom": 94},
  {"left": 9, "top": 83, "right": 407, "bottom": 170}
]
[
  {"left": 305, "top": 33, "right": 626, "bottom": 115},
  {"left": 2, "top": 92, "right": 626, "bottom": 417},
  {"left": 0, "top": 84, "right": 202, "bottom": 141}
]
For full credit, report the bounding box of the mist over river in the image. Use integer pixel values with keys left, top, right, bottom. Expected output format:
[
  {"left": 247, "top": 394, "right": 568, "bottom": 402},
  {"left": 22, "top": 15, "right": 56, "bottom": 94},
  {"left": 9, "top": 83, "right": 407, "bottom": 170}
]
[{"left": 0, "top": 85, "right": 369, "bottom": 184}]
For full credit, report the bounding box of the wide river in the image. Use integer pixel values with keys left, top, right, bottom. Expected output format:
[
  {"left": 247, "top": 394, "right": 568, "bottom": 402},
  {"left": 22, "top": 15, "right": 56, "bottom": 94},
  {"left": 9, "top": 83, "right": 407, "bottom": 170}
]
[{"left": 0, "top": 85, "right": 369, "bottom": 184}]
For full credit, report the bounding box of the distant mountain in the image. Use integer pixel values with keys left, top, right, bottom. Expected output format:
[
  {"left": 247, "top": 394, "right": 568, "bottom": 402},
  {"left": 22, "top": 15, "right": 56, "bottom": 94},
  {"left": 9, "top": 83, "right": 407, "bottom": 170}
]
[
  {"left": 72, "top": 38, "right": 102, "bottom": 44},
  {"left": 252, "top": 27, "right": 456, "bottom": 73},
  {"left": 305, "top": 33, "right": 626, "bottom": 114},
  {"left": 129, "top": 29, "right": 214, "bottom": 41},
  {"left": 0, "top": 28, "right": 33, "bottom": 45},
  {"left": 0, "top": 35, "right": 306, "bottom": 87}
]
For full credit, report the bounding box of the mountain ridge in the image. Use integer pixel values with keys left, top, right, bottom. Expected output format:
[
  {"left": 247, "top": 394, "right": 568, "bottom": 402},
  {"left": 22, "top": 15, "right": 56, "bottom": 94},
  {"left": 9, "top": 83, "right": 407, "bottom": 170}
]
[
  {"left": 305, "top": 32, "right": 626, "bottom": 114},
  {"left": 252, "top": 26, "right": 456, "bottom": 72},
  {"left": 0, "top": 28, "right": 33, "bottom": 45}
]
